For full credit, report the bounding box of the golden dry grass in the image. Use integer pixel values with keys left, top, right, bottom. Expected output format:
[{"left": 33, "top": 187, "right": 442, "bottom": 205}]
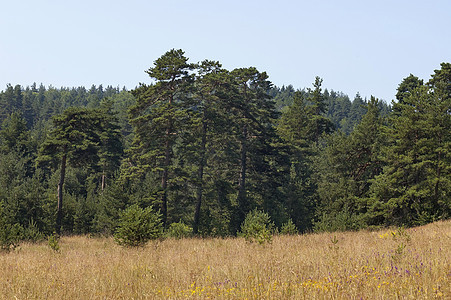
[{"left": 1, "top": 220, "right": 450, "bottom": 299}]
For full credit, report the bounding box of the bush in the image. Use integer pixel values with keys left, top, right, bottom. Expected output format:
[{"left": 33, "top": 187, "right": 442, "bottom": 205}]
[
  {"left": 47, "top": 233, "right": 60, "bottom": 252},
  {"left": 114, "top": 204, "right": 163, "bottom": 247},
  {"left": 165, "top": 221, "right": 193, "bottom": 239},
  {"left": 23, "top": 219, "right": 45, "bottom": 242},
  {"left": 313, "top": 209, "right": 364, "bottom": 232},
  {"left": 239, "top": 209, "right": 275, "bottom": 244},
  {"left": 0, "top": 223, "right": 23, "bottom": 252},
  {"left": 0, "top": 201, "right": 23, "bottom": 252},
  {"left": 280, "top": 218, "right": 298, "bottom": 235}
]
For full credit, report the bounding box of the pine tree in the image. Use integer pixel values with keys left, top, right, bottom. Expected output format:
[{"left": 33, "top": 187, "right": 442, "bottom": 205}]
[
  {"left": 313, "top": 97, "right": 387, "bottom": 230},
  {"left": 277, "top": 91, "right": 315, "bottom": 229},
  {"left": 277, "top": 78, "right": 335, "bottom": 230},
  {"left": 97, "top": 100, "right": 123, "bottom": 191},
  {"left": 0, "top": 112, "right": 30, "bottom": 154},
  {"left": 226, "top": 67, "right": 279, "bottom": 232},
  {"left": 37, "top": 108, "right": 103, "bottom": 234},
  {"left": 190, "top": 60, "right": 232, "bottom": 234},
  {"left": 305, "top": 77, "right": 335, "bottom": 143},
  {"left": 395, "top": 74, "right": 424, "bottom": 103},
  {"left": 128, "top": 49, "right": 194, "bottom": 226},
  {"left": 368, "top": 63, "right": 450, "bottom": 225}
]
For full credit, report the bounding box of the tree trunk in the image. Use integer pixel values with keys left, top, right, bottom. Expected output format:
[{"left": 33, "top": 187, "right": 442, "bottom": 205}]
[
  {"left": 161, "top": 141, "right": 169, "bottom": 227},
  {"left": 237, "top": 124, "right": 248, "bottom": 225},
  {"left": 56, "top": 149, "right": 67, "bottom": 235},
  {"left": 434, "top": 131, "right": 442, "bottom": 206},
  {"left": 160, "top": 93, "right": 175, "bottom": 227},
  {"left": 101, "top": 172, "right": 106, "bottom": 191},
  {"left": 193, "top": 121, "right": 207, "bottom": 234},
  {"left": 161, "top": 116, "right": 172, "bottom": 227}
]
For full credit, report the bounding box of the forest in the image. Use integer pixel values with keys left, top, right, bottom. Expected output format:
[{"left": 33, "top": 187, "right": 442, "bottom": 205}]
[{"left": 0, "top": 49, "right": 449, "bottom": 244}]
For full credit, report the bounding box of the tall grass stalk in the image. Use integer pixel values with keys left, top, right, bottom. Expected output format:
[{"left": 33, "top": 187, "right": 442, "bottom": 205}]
[{"left": 1, "top": 220, "right": 450, "bottom": 299}]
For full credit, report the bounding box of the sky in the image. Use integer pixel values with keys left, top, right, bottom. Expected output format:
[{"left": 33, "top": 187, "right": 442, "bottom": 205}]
[{"left": 1, "top": 0, "right": 450, "bottom": 102}]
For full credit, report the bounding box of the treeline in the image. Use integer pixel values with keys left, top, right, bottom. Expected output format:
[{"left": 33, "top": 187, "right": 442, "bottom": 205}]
[
  {"left": 0, "top": 49, "right": 449, "bottom": 243},
  {"left": 270, "top": 85, "right": 391, "bottom": 134}
]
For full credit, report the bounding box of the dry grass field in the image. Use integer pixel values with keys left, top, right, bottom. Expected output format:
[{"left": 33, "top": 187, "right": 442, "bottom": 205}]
[{"left": 1, "top": 220, "right": 450, "bottom": 299}]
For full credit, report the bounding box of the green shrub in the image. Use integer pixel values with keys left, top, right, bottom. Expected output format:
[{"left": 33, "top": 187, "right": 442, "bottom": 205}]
[
  {"left": 239, "top": 209, "right": 275, "bottom": 244},
  {"left": 280, "top": 218, "right": 298, "bottom": 235},
  {"left": 23, "top": 219, "right": 45, "bottom": 242},
  {"left": 0, "top": 223, "right": 23, "bottom": 252},
  {"left": 313, "top": 209, "right": 364, "bottom": 232},
  {"left": 114, "top": 204, "right": 163, "bottom": 247},
  {"left": 165, "top": 221, "right": 192, "bottom": 239},
  {"left": 47, "top": 233, "right": 60, "bottom": 252},
  {"left": 0, "top": 202, "right": 23, "bottom": 252}
]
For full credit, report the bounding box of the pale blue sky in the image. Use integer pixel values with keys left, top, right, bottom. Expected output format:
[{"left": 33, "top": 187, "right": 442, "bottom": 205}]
[{"left": 1, "top": 0, "right": 450, "bottom": 102}]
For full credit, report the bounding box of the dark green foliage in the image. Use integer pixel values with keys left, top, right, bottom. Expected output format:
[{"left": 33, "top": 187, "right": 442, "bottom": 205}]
[
  {"left": 22, "top": 219, "right": 45, "bottom": 242},
  {"left": 366, "top": 64, "right": 450, "bottom": 226},
  {"left": 0, "top": 201, "right": 23, "bottom": 252},
  {"left": 0, "top": 52, "right": 448, "bottom": 240},
  {"left": 97, "top": 100, "right": 124, "bottom": 190},
  {"left": 270, "top": 84, "right": 297, "bottom": 111},
  {"left": 313, "top": 97, "right": 387, "bottom": 230},
  {"left": 396, "top": 74, "right": 424, "bottom": 103},
  {"left": 114, "top": 204, "right": 163, "bottom": 247},
  {"left": 277, "top": 78, "right": 336, "bottom": 231},
  {"left": 93, "top": 179, "right": 129, "bottom": 235},
  {"left": 0, "top": 224, "right": 23, "bottom": 252},
  {"left": 272, "top": 85, "right": 390, "bottom": 135},
  {"left": 313, "top": 207, "right": 364, "bottom": 232},
  {"left": 228, "top": 67, "right": 281, "bottom": 233},
  {"left": 0, "top": 85, "right": 24, "bottom": 123},
  {"left": 128, "top": 49, "right": 194, "bottom": 226},
  {"left": 0, "top": 84, "right": 128, "bottom": 241},
  {"left": 37, "top": 106, "right": 123, "bottom": 234},
  {"left": 189, "top": 60, "right": 231, "bottom": 235},
  {"left": 0, "top": 112, "right": 32, "bottom": 154},
  {"left": 37, "top": 108, "right": 97, "bottom": 234}
]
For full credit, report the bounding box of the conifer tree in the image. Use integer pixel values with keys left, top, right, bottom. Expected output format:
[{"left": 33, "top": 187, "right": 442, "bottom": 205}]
[
  {"left": 228, "top": 67, "right": 280, "bottom": 232},
  {"left": 313, "top": 97, "right": 387, "bottom": 230},
  {"left": 190, "top": 60, "right": 232, "bottom": 234},
  {"left": 305, "top": 77, "right": 335, "bottom": 142},
  {"left": 277, "top": 77, "right": 335, "bottom": 230},
  {"left": 368, "top": 63, "right": 450, "bottom": 225},
  {"left": 128, "top": 49, "right": 194, "bottom": 226},
  {"left": 37, "top": 108, "right": 103, "bottom": 234}
]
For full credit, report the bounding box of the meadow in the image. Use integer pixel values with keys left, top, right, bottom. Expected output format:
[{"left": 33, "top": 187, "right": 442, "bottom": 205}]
[{"left": 1, "top": 220, "right": 450, "bottom": 299}]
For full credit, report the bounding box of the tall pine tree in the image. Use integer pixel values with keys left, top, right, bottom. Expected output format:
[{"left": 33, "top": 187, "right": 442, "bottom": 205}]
[{"left": 128, "top": 49, "right": 194, "bottom": 226}]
